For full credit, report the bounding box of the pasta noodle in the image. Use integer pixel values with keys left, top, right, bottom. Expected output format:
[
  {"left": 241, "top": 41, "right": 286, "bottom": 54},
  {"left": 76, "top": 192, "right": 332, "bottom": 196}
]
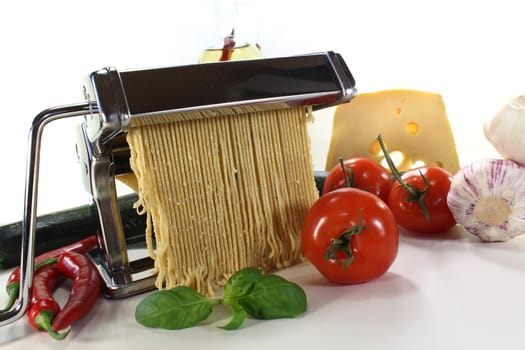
[{"left": 126, "top": 106, "right": 318, "bottom": 296}]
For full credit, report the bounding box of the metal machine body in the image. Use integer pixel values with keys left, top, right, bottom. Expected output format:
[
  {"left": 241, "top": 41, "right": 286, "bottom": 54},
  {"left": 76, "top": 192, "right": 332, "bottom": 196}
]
[{"left": 0, "top": 52, "right": 356, "bottom": 325}]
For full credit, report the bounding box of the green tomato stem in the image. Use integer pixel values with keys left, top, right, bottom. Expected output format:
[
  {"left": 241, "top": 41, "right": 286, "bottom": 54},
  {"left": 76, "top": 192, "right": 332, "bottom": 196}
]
[
  {"left": 376, "top": 134, "right": 431, "bottom": 221},
  {"left": 339, "top": 157, "right": 354, "bottom": 188},
  {"left": 376, "top": 135, "right": 414, "bottom": 195},
  {"left": 324, "top": 209, "right": 367, "bottom": 267}
]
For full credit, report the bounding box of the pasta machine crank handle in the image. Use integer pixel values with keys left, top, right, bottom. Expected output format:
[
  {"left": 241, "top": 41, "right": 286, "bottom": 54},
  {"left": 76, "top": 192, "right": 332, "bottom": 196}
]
[{"left": 0, "top": 102, "right": 95, "bottom": 327}]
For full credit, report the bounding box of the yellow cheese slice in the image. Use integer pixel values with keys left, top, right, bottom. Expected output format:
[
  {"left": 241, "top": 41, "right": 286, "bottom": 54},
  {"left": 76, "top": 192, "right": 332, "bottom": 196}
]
[
  {"left": 116, "top": 173, "right": 139, "bottom": 193},
  {"left": 325, "top": 89, "right": 460, "bottom": 174}
]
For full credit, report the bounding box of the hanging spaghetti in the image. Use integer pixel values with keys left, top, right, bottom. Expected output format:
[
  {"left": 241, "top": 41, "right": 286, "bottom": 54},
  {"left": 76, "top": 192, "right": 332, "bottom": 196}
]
[{"left": 126, "top": 106, "right": 317, "bottom": 296}]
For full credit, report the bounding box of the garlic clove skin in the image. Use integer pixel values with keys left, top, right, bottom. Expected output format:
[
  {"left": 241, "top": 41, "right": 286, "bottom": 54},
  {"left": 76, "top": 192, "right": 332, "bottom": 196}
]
[
  {"left": 447, "top": 158, "right": 525, "bottom": 242},
  {"left": 484, "top": 95, "right": 525, "bottom": 166}
]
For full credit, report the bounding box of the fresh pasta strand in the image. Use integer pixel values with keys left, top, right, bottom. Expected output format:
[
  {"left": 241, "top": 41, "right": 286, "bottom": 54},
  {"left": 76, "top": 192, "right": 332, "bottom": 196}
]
[{"left": 126, "top": 106, "right": 318, "bottom": 295}]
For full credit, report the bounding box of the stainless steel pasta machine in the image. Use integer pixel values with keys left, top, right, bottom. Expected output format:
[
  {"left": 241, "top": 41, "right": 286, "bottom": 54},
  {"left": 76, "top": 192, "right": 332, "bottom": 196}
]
[{"left": 0, "top": 51, "right": 356, "bottom": 326}]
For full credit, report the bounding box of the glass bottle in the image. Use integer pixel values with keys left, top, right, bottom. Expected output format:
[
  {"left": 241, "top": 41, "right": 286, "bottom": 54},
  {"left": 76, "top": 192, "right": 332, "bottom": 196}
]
[{"left": 198, "top": 1, "right": 262, "bottom": 63}]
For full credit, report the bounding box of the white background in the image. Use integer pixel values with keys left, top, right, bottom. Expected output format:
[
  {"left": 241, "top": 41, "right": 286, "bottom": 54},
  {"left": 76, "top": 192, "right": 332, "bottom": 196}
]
[
  {"left": 0, "top": 0, "right": 516, "bottom": 224},
  {"left": 1, "top": 1, "right": 524, "bottom": 349}
]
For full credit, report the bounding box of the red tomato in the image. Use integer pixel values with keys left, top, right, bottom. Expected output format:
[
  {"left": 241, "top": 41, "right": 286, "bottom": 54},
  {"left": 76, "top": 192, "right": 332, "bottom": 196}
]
[
  {"left": 302, "top": 187, "right": 399, "bottom": 284},
  {"left": 322, "top": 157, "right": 392, "bottom": 202},
  {"left": 388, "top": 166, "right": 456, "bottom": 233}
]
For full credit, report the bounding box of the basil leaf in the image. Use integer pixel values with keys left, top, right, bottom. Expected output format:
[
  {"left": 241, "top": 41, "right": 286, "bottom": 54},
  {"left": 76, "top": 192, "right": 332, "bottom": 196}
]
[
  {"left": 237, "top": 275, "right": 307, "bottom": 320},
  {"left": 223, "top": 267, "right": 262, "bottom": 304},
  {"left": 219, "top": 302, "right": 246, "bottom": 330},
  {"left": 135, "top": 286, "right": 213, "bottom": 330}
]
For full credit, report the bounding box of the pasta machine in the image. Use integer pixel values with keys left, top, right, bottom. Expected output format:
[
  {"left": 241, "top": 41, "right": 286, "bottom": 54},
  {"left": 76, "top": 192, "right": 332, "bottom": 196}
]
[{"left": 0, "top": 51, "right": 356, "bottom": 326}]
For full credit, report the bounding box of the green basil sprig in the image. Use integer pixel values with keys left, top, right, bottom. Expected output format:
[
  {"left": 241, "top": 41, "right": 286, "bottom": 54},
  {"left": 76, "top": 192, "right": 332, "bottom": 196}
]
[{"left": 135, "top": 268, "right": 307, "bottom": 331}]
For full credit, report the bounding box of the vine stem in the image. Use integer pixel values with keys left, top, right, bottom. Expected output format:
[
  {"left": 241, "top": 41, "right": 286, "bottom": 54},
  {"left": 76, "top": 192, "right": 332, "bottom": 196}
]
[
  {"left": 324, "top": 209, "right": 367, "bottom": 267},
  {"left": 376, "top": 134, "right": 431, "bottom": 221},
  {"left": 376, "top": 135, "right": 416, "bottom": 196},
  {"left": 339, "top": 157, "right": 354, "bottom": 188}
]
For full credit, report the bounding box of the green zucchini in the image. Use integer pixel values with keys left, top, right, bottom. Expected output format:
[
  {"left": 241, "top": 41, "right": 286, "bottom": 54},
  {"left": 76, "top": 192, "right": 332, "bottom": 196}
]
[
  {"left": 0, "top": 171, "right": 327, "bottom": 269},
  {"left": 0, "top": 193, "right": 147, "bottom": 269}
]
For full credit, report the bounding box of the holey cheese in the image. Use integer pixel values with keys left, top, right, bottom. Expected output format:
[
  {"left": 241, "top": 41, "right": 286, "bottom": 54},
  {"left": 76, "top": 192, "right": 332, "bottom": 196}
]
[{"left": 325, "top": 89, "right": 460, "bottom": 174}]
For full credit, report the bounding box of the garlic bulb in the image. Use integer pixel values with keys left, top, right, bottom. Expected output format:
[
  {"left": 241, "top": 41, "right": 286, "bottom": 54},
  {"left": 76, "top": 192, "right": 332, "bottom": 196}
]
[
  {"left": 484, "top": 95, "right": 525, "bottom": 166},
  {"left": 447, "top": 158, "right": 525, "bottom": 242}
]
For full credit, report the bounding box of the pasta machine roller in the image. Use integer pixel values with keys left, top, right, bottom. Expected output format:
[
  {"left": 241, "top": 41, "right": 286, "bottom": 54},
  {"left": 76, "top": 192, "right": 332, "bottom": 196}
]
[{"left": 0, "top": 51, "right": 356, "bottom": 326}]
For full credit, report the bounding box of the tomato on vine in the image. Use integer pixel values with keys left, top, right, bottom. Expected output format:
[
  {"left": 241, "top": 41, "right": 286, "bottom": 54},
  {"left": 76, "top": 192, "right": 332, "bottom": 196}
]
[
  {"left": 387, "top": 166, "right": 456, "bottom": 233},
  {"left": 377, "top": 135, "right": 456, "bottom": 233},
  {"left": 322, "top": 157, "right": 392, "bottom": 202},
  {"left": 302, "top": 187, "right": 399, "bottom": 284}
]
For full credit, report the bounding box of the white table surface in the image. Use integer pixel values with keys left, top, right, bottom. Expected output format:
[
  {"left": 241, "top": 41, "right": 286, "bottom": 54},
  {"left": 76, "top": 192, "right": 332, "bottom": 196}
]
[
  {"left": 1, "top": 0, "right": 525, "bottom": 349},
  {"left": 2, "top": 227, "right": 525, "bottom": 350}
]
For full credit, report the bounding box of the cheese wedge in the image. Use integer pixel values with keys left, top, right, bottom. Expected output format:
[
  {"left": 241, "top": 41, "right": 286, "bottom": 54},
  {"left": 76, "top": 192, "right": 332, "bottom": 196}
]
[{"left": 325, "top": 89, "right": 460, "bottom": 174}]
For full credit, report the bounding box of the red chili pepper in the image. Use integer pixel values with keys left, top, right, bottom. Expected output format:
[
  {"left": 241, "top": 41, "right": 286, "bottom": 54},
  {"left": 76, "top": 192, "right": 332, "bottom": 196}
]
[
  {"left": 51, "top": 251, "right": 101, "bottom": 332},
  {"left": 27, "top": 264, "right": 69, "bottom": 340},
  {"left": 33, "top": 235, "right": 99, "bottom": 266},
  {"left": 1, "top": 235, "right": 98, "bottom": 311}
]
